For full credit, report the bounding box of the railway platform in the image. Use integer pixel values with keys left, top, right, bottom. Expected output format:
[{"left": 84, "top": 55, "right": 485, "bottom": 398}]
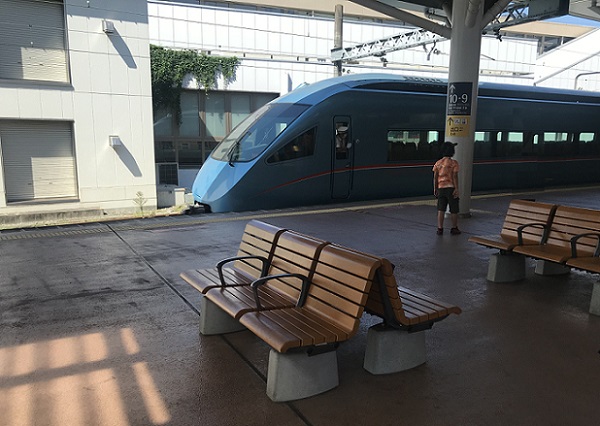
[{"left": 1, "top": 186, "right": 600, "bottom": 426}]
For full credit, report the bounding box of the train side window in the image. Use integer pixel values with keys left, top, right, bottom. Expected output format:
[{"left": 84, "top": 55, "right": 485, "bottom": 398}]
[
  {"left": 579, "top": 132, "right": 600, "bottom": 155},
  {"left": 386, "top": 130, "right": 420, "bottom": 161},
  {"left": 543, "top": 132, "right": 571, "bottom": 156},
  {"left": 474, "top": 131, "right": 491, "bottom": 159},
  {"left": 266, "top": 128, "right": 316, "bottom": 164},
  {"left": 506, "top": 132, "right": 524, "bottom": 157}
]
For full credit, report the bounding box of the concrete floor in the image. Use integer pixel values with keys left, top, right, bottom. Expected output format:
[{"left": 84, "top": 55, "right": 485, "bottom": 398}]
[{"left": 1, "top": 187, "right": 600, "bottom": 426}]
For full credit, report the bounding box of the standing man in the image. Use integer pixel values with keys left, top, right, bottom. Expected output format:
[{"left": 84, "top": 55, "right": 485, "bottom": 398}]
[{"left": 433, "top": 142, "right": 461, "bottom": 235}]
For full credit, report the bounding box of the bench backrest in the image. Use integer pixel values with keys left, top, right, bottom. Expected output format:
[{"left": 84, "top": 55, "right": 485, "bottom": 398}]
[
  {"left": 499, "top": 199, "right": 557, "bottom": 244},
  {"left": 262, "top": 230, "right": 329, "bottom": 302},
  {"left": 365, "top": 258, "right": 462, "bottom": 328},
  {"left": 364, "top": 258, "right": 405, "bottom": 322},
  {"left": 303, "top": 244, "right": 381, "bottom": 336},
  {"left": 234, "top": 220, "right": 287, "bottom": 279},
  {"left": 547, "top": 206, "right": 600, "bottom": 254}
]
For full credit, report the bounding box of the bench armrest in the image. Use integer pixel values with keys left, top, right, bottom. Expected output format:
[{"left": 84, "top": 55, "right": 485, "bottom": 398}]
[
  {"left": 516, "top": 222, "right": 548, "bottom": 245},
  {"left": 216, "top": 255, "right": 270, "bottom": 286},
  {"left": 250, "top": 273, "right": 311, "bottom": 310},
  {"left": 570, "top": 233, "right": 600, "bottom": 258}
]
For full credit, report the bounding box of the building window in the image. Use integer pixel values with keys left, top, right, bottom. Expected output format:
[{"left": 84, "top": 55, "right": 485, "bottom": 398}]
[
  {"left": 0, "top": 0, "right": 69, "bottom": 83},
  {"left": 153, "top": 90, "right": 277, "bottom": 184}
]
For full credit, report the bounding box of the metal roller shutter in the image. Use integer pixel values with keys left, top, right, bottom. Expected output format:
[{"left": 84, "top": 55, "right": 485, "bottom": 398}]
[
  {"left": 0, "top": 121, "right": 78, "bottom": 202},
  {"left": 0, "top": 0, "right": 68, "bottom": 83}
]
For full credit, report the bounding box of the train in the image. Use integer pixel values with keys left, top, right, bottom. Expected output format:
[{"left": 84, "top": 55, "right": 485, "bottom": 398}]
[{"left": 191, "top": 73, "right": 600, "bottom": 213}]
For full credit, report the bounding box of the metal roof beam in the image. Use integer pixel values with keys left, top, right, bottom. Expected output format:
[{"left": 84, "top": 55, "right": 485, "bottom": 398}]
[{"left": 331, "top": 28, "right": 445, "bottom": 62}]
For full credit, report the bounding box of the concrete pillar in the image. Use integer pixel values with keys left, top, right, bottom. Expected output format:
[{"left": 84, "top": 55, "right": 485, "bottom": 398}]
[
  {"left": 589, "top": 282, "right": 600, "bottom": 316},
  {"left": 487, "top": 253, "right": 526, "bottom": 283},
  {"left": 266, "top": 349, "right": 338, "bottom": 401},
  {"left": 334, "top": 5, "right": 343, "bottom": 76},
  {"left": 199, "top": 296, "right": 246, "bottom": 335},
  {"left": 445, "top": 0, "right": 483, "bottom": 216},
  {"left": 534, "top": 260, "right": 570, "bottom": 276},
  {"left": 363, "top": 324, "right": 426, "bottom": 374}
]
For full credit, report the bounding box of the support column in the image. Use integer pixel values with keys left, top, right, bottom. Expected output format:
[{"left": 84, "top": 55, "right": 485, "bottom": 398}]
[
  {"left": 445, "top": 0, "right": 483, "bottom": 216},
  {"left": 334, "top": 5, "right": 343, "bottom": 76},
  {"left": 590, "top": 282, "right": 600, "bottom": 316}
]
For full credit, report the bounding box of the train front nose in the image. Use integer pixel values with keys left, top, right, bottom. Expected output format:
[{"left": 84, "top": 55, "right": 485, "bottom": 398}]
[{"left": 191, "top": 159, "right": 242, "bottom": 213}]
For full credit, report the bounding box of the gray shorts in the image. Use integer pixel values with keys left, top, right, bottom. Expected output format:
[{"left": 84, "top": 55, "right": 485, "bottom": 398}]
[{"left": 437, "top": 187, "right": 459, "bottom": 213}]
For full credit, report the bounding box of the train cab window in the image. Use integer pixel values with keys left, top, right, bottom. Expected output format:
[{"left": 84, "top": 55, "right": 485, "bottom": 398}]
[
  {"left": 211, "top": 103, "right": 309, "bottom": 162},
  {"left": 267, "top": 128, "right": 316, "bottom": 163}
]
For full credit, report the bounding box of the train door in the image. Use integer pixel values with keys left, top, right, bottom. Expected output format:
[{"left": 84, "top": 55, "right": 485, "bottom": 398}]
[{"left": 331, "top": 117, "right": 353, "bottom": 199}]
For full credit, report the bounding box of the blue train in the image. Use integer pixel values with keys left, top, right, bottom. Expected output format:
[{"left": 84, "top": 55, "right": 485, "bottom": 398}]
[{"left": 191, "top": 73, "right": 600, "bottom": 212}]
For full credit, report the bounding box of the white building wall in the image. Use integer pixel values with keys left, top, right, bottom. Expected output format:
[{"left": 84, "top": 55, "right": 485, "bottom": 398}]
[
  {"left": 535, "top": 28, "right": 600, "bottom": 91},
  {"left": 0, "top": 0, "right": 155, "bottom": 215},
  {"left": 148, "top": 1, "right": 537, "bottom": 95}
]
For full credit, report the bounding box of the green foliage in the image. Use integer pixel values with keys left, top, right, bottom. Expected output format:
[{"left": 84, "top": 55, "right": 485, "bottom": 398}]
[
  {"left": 150, "top": 45, "right": 240, "bottom": 123},
  {"left": 133, "top": 191, "right": 148, "bottom": 216}
]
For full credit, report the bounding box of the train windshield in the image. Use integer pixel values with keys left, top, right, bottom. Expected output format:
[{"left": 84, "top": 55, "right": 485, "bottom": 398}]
[{"left": 211, "top": 103, "right": 309, "bottom": 163}]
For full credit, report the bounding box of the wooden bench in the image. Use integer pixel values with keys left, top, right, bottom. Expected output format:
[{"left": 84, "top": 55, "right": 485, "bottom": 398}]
[
  {"left": 203, "top": 230, "right": 329, "bottom": 321},
  {"left": 180, "top": 221, "right": 463, "bottom": 400},
  {"left": 513, "top": 205, "right": 600, "bottom": 268},
  {"left": 513, "top": 205, "right": 600, "bottom": 315},
  {"left": 468, "top": 199, "right": 557, "bottom": 282},
  {"left": 239, "top": 243, "right": 381, "bottom": 401},
  {"left": 470, "top": 202, "right": 600, "bottom": 315},
  {"left": 336, "top": 250, "right": 462, "bottom": 374},
  {"left": 180, "top": 219, "right": 287, "bottom": 295},
  {"left": 180, "top": 222, "right": 379, "bottom": 401}
]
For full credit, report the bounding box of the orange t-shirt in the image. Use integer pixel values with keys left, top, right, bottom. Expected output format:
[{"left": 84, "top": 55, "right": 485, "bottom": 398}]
[{"left": 433, "top": 157, "right": 459, "bottom": 189}]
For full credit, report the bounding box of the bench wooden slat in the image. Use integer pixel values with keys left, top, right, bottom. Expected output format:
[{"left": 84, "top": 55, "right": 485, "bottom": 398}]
[
  {"left": 469, "top": 200, "right": 557, "bottom": 251},
  {"left": 566, "top": 257, "right": 600, "bottom": 273},
  {"left": 206, "top": 285, "right": 296, "bottom": 319},
  {"left": 302, "top": 245, "right": 380, "bottom": 334},
  {"left": 180, "top": 268, "right": 254, "bottom": 294},
  {"left": 514, "top": 205, "right": 600, "bottom": 262},
  {"left": 240, "top": 310, "right": 326, "bottom": 353},
  {"left": 233, "top": 221, "right": 288, "bottom": 277},
  {"left": 269, "top": 308, "right": 346, "bottom": 342},
  {"left": 363, "top": 257, "right": 461, "bottom": 328}
]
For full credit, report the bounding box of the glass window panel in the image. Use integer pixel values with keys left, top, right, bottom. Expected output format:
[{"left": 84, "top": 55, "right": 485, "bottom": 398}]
[
  {"left": 427, "top": 131, "right": 440, "bottom": 143},
  {"left": 544, "top": 132, "right": 568, "bottom": 143},
  {"left": 580, "top": 133, "right": 595, "bottom": 143},
  {"left": 267, "top": 128, "right": 316, "bottom": 163},
  {"left": 180, "top": 92, "right": 200, "bottom": 136},
  {"left": 231, "top": 94, "right": 251, "bottom": 130},
  {"left": 507, "top": 132, "right": 523, "bottom": 142},
  {"left": 255, "top": 93, "right": 276, "bottom": 109},
  {"left": 155, "top": 141, "right": 176, "bottom": 162},
  {"left": 178, "top": 141, "right": 203, "bottom": 166},
  {"left": 205, "top": 93, "right": 226, "bottom": 138},
  {"left": 153, "top": 109, "right": 173, "bottom": 137},
  {"left": 204, "top": 141, "right": 219, "bottom": 161},
  {"left": 387, "top": 129, "right": 419, "bottom": 161}
]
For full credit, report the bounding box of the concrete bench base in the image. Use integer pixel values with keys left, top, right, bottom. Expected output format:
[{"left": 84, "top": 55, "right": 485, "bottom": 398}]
[
  {"left": 363, "top": 325, "right": 426, "bottom": 374},
  {"left": 534, "top": 260, "right": 571, "bottom": 276},
  {"left": 266, "top": 349, "right": 338, "bottom": 402},
  {"left": 199, "top": 296, "right": 246, "bottom": 335},
  {"left": 487, "top": 253, "right": 526, "bottom": 283},
  {"left": 590, "top": 282, "right": 600, "bottom": 316}
]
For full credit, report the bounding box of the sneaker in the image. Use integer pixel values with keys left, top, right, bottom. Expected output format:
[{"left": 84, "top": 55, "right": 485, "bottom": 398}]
[
  {"left": 437, "top": 228, "right": 443, "bottom": 235},
  {"left": 450, "top": 227, "right": 461, "bottom": 235}
]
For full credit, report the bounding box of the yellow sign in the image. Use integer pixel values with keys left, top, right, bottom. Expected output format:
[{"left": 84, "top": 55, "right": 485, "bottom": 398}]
[{"left": 445, "top": 115, "right": 470, "bottom": 137}]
